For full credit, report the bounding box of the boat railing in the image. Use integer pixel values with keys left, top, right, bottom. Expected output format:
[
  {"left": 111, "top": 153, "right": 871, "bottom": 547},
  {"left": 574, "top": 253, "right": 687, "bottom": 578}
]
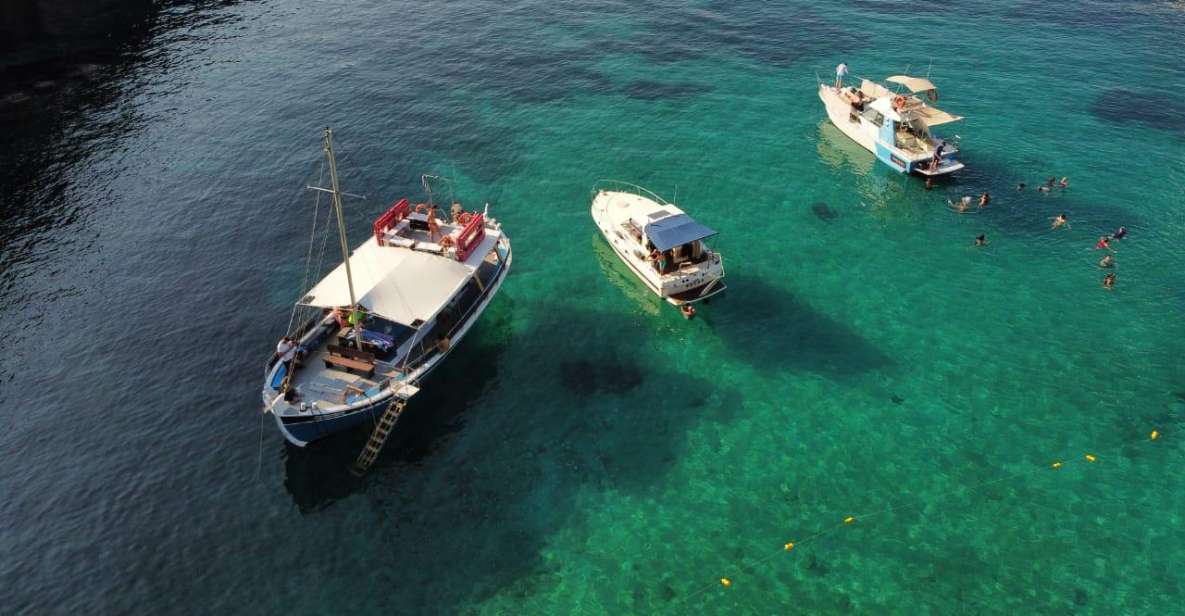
[
  {"left": 591, "top": 179, "right": 672, "bottom": 205},
  {"left": 374, "top": 198, "right": 411, "bottom": 245}
]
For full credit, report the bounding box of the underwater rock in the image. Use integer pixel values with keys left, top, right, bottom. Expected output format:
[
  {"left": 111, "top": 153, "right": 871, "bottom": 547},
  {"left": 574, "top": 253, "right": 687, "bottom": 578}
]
[
  {"left": 891, "top": 394, "right": 905, "bottom": 404},
  {"left": 811, "top": 202, "right": 838, "bottom": 221}
]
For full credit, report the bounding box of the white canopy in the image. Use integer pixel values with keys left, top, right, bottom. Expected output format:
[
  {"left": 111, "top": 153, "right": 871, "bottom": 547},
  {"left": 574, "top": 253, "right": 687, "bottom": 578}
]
[
  {"left": 887, "top": 75, "right": 937, "bottom": 93},
  {"left": 910, "top": 105, "right": 964, "bottom": 126},
  {"left": 300, "top": 239, "right": 474, "bottom": 327}
]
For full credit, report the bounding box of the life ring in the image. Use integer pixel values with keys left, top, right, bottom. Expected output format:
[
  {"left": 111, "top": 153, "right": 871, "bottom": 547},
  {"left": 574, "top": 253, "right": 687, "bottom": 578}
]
[
  {"left": 893, "top": 95, "right": 906, "bottom": 111},
  {"left": 926, "top": 89, "right": 938, "bottom": 103}
]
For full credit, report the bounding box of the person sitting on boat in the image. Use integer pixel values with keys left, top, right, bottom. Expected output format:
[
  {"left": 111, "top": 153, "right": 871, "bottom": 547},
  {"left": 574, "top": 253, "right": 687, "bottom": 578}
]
[
  {"left": 333, "top": 307, "right": 350, "bottom": 329},
  {"left": 849, "top": 90, "right": 865, "bottom": 111},
  {"left": 348, "top": 305, "right": 368, "bottom": 329},
  {"left": 275, "top": 336, "right": 299, "bottom": 367},
  {"left": 649, "top": 248, "right": 668, "bottom": 273},
  {"left": 450, "top": 202, "right": 464, "bottom": 223}
]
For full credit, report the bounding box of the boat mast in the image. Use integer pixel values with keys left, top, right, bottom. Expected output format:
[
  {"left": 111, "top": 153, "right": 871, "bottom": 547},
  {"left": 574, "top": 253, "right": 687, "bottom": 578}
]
[{"left": 323, "top": 128, "right": 365, "bottom": 351}]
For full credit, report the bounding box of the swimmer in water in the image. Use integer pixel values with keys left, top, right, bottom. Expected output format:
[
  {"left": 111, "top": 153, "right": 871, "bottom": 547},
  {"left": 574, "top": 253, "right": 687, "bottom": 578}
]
[
  {"left": 1047, "top": 177, "right": 1057, "bottom": 187},
  {"left": 1112, "top": 225, "right": 1127, "bottom": 240},
  {"left": 1099, "top": 254, "right": 1114, "bottom": 268},
  {"left": 1037, "top": 185, "right": 1052, "bottom": 193},
  {"left": 1059, "top": 177, "right": 1069, "bottom": 188},
  {"left": 1016, "top": 182, "right": 1026, "bottom": 191},
  {"left": 1095, "top": 236, "right": 1113, "bottom": 251},
  {"left": 947, "top": 196, "right": 972, "bottom": 212},
  {"left": 974, "top": 234, "right": 987, "bottom": 246},
  {"left": 680, "top": 304, "right": 696, "bottom": 319},
  {"left": 978, "top": 192, "right": 991, "bottom": 208},
  {"left": 925, "top": 177, "right": 934, "bottom": 191},
  {"left": 1103, "top": 272, "right": 1116, "bottom": 290},
  {"left": 1051, "top": 213, "right": 1068, "bottom": 229}
]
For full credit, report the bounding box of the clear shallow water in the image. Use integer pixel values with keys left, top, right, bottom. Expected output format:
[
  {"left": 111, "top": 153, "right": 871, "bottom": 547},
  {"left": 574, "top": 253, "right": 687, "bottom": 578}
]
[{"left": 2, "top": 0, "right": 1185, "bottom": 613}]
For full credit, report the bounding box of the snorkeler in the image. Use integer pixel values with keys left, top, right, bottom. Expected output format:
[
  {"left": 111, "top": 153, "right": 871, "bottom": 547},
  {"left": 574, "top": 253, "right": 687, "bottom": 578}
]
[
  {"left": 974, "top": 234, "right": 987, "bottom": 246},
  {"left": 1099, "top": 254, "right": 1114, "bottom": 268},
  {"left": 1050, "top": 213, "right": 1068, "bottom": 229},
  {"left": 1103, "top": 272, "right": 1116, "bottom": 290}
]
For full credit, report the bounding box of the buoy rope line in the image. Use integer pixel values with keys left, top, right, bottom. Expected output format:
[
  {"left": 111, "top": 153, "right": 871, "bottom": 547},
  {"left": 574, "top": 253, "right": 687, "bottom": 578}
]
[{"left": 671, "top": 428, "right": 1164, "bottom": 611}]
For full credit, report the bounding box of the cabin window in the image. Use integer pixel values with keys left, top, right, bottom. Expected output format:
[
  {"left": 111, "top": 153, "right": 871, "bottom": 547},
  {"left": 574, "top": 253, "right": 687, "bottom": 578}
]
[{"left": 861, "top": 109, "right": 884, "bottom": 127}]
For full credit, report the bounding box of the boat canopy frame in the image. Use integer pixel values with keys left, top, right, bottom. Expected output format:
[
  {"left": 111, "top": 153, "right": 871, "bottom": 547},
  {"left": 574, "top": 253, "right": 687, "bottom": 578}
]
[{"left": 644, "top": 213, "right": 718, "bottom": 252}]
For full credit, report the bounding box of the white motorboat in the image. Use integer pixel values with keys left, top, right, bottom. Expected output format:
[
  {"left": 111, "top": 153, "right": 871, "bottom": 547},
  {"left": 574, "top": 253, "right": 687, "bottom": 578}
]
[
  {"left": 590, "top": 181, "right": 726, "bottom": 307},
  {"left": 261, "top": 129, "right": 512, "bottom": 448},
  {"left": 819, "top": 73, "right": 965, "bottom": 176}
]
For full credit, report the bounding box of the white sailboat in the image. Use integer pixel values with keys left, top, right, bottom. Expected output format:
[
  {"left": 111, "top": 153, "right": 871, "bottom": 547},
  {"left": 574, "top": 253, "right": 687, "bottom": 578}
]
[{"left": 262, "top": 129, "right": 512, "bottom": 448}]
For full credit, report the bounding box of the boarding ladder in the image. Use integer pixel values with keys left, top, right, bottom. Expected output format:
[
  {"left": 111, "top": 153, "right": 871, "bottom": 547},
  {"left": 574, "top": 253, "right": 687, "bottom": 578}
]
[{"left": 352, "top": 397, "right": 407, "bottom": 475}]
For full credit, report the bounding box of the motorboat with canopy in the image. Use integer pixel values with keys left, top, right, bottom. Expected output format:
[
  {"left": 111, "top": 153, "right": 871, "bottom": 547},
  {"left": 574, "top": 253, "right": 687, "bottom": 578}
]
[
  {"left": 591, "top": 181, "right": 726, "bottom": 309},
  {"left": 819, "top": 71, "right": 966, "bottom": 176},
  {"left": 261, "top": 129, "right": 512, "bottom": 454}
]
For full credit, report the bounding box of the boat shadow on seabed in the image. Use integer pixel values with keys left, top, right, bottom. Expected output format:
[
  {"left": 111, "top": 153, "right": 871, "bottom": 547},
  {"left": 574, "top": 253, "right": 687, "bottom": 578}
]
[{"left": 277, "top": 303, "right": 741, "bottom": 612}]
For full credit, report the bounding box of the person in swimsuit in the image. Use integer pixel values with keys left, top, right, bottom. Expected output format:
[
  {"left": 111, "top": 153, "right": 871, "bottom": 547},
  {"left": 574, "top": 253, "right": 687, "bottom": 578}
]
[
  {"left": 427, "top": 205, "right": 440, "bottom": 240},
  {"left": 1016, "top": 182, "right": 1026, "bottom": 191},
  {"left": 1112, "top": 225, "right": 1127, "bottom": 240},
  {"left": 948, "top": 196, "right": 972, "bottom": 212},
  {"left": 1103, "top": 272, "right": 1116, "bottom": 290},
  {"left": 974, "top": 234, "right": 987, "bottom": 246},
  {"left": 1099, "top": 254, "right": 1114, "bottom": 268},
  {"left": 978, "top": 192, "right": 991, "bottom": 208},
  {"left": 680, "top": 304, "right": 696, "bottom": 319},
  {"left": 1095, "top": 236, "right": 1114, "bottom": 251},
  {"left": 1059, "top": 177, "right": 1069, "bottom": 188},
  {"left": 1051, "top": 213, "right": 1068, "bottom": 229}
]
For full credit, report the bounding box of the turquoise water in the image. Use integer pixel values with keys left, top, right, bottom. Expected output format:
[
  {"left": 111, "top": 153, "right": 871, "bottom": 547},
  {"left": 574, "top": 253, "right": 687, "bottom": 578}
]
[{"left": 3, "top": 0, "right": 1185, "bottom": 613}]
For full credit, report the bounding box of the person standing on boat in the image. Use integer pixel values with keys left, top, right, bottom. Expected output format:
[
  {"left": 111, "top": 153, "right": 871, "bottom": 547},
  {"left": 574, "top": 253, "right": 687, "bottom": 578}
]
[
  {"left": 835, "top": 62, "right": 848, "bottom": 88},
  {"left": 427, "top": 205, "right": 441, "bottom": 241}
]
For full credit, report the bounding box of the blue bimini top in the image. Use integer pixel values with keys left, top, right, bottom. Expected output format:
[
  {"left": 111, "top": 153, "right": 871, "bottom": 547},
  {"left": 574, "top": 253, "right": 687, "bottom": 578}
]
[{"left": 644, "top": 214, "right": 717, "bottom": 251}]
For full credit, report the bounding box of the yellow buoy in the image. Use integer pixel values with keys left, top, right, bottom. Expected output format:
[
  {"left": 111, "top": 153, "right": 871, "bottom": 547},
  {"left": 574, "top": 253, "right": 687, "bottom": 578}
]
[
  {"left": 1151, "top": 430, "right": 1160, "bottom": 441},
  {"left": 1051, "top": 461, "right": 1063, "bottom": 469},
  {"left": 844, "top": 516, "right": 856, "bottom": 524},
  {"left": 1085, "top": 454, "right": 1097, "bottom": 463},
  {"left": 720, "top": 578, "right": 732, "bottom": 588},
  {"left": 784, "top": 542, "right": 795, "bottom": 551}
]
